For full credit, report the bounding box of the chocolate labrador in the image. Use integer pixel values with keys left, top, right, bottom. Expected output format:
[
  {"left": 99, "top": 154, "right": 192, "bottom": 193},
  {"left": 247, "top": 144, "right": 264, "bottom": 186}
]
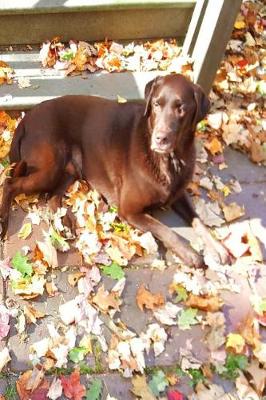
[{"left": 0, "top": 74, "right": 228, "bottom": 267}]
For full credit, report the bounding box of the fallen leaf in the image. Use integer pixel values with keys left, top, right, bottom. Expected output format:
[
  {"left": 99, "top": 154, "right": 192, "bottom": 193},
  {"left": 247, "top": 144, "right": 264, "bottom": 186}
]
[
  {"left": 236, "top": 371, "right": 260, "bottom": 400},
  {"left": 61, "top": 369, "right": 86, "bottom": 400},
  {"left": 131, "top": 374, "right": 156, "bottom": 400},
  {"left": 23, "top": 305, "right": 45, "bottom": 324},
  {"left": 92, "top": 285, "right": 121, "bottom": 313},
  {"left": 246, "top": 358, "right": 266, "bottom": 396},
  {"left": 101, "top": 262, "right": 125, "bottom": 280},
  {"left": 47, "top": 378, "right": 63, "bottom": 400},
  {"left": 186, "top": 294, "right": 223, "bottom": 312},
  {"left": 136, "top": 284, "right": 165, "bottom": 311},
  {"left": 177, "top": 308, "right": 199, "bottom": 330},
  {"left": 18, "top": 222, "right": 32, "bottom": 239},
  {"left": 205, "top": 137, "right": 223, "bottom": 155},
  {"left": 226, "top": 333, "right": 246, "bottom": 354},
  {"left": 222, "top": 202, "right": 245, "bottom": 222},
  {"left": 68, "top": 272, "right": 84, "bottom": 287},
  {"left": 117, "top": 95, "right": 127, "bottom": 103},
  {"left": 149, "top": 370, "right": 169, "bottom": 396},
  {"left": 85, "top": 378, "right": 102, "bottom": 400},
  {"left": 167, "top": 390, "right": 185, "bottom": 400},
  {"left": 154, "top": 302, "right": 181, "bottom": 325},
  {"left": 11, "top": 251, "right": 33, "bottom": 278},
  {"left": 0, "top": 347, "right": 11, "bottom": 372}
]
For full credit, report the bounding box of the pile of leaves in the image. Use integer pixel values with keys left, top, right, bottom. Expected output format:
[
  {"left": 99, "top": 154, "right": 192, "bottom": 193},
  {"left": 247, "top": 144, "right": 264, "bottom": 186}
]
[
  {"left": 197, "top": 0, "right": 266, "bottom": 165},
  {"left": 39, "top": 37, "right": 192, "bottom": 77}
]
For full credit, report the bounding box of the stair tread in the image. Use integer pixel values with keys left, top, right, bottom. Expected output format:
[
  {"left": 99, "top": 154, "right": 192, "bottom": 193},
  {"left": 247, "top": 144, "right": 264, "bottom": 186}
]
[
  {"left": 0, "top": 51, "right": 165, "bottom": 109},
  {"left": 0, "top": 0, "right": 196, "bottom": 14}
]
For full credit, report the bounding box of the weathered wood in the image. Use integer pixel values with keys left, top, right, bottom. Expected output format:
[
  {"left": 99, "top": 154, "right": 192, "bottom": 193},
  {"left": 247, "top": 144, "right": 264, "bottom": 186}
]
[
  {"left": 182, "top": 0, "right": 207, "bottom": 56},
  {"left": 183, "top": 0, "right": 242, "bottom": 94}
]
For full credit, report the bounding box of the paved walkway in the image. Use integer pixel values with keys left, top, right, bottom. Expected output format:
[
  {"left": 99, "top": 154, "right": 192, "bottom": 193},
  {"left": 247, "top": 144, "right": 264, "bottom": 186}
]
[{"left": 0, "top": 146, "right": 266, "bottom": 399}]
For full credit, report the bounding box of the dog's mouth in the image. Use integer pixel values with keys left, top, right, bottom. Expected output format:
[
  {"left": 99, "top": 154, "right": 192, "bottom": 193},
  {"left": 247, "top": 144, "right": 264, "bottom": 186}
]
[{"left": 150, "top": 143, "right": 174, "bottom": 154}]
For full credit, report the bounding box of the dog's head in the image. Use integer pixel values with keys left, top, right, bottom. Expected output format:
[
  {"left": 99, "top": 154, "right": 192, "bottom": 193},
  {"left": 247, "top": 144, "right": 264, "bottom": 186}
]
[{"left": 144, "top": 74, "right": 210, "bottom": 154}]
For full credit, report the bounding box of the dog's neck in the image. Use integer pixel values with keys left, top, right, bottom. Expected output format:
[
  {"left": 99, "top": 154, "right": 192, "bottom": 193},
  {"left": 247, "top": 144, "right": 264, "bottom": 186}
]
[{"left": 140, "top": 118, "right": 187, "bottom": 186}]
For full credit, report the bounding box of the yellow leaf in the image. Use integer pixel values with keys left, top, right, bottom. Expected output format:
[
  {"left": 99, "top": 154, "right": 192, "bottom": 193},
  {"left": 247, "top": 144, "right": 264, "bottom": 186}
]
[
  {"left": 18, "top": 222, "right": 32, "bottom": 239},
  {"left": 117, "top": 95, "right": 127, "bottom": 103},
  {"left": 226, "top": 333, "right": 245, "bottom": 354},
  {"left": 131, "top": 374, "right": 156, "bottom": 400},
  {"left": 221, "top": 185, "right": 231, "bottom": 197},
  {"left": 234, "top": 20, "right": 246, "bottom": 30},
  {"left": 222, "top": 202, "right": 245, "bottom": 222},
  {"left": 205, "top": 137, "right": 223, "bottom": 155}
]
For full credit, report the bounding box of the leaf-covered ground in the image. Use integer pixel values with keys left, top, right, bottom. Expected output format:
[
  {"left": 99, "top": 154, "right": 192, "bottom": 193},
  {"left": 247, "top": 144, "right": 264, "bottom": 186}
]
[{"left": 0, "top": 1, "right": 266, "bottom": 399}]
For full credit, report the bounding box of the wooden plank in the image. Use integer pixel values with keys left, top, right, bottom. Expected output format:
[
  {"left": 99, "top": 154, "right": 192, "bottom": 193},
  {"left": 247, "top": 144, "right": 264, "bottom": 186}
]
[
  {"left": 182, "top": 0, "right": 207, "bottom": 56},
  {"left": 184, "top": 0, "right": 242, "bottom": 94}
]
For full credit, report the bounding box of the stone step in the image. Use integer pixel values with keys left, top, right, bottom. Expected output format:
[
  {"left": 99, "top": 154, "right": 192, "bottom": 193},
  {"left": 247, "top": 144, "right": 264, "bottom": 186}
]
[
  {"left": 0, "top": 0, "right": 195, "bottom": 45},
  {"left": 0, "top": 50, "right": 168, "bottom": 110}
]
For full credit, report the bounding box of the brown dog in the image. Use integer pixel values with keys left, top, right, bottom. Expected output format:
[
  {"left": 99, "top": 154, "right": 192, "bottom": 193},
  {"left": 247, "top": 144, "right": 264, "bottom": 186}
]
[{"left": 0, "top": 74, "right": 228, "bottom": 267}]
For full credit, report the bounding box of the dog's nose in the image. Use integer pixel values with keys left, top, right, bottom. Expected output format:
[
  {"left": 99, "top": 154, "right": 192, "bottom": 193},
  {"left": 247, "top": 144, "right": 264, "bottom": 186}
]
[{"left": 155, "top": 134, "right": 169, "bottom": 146}]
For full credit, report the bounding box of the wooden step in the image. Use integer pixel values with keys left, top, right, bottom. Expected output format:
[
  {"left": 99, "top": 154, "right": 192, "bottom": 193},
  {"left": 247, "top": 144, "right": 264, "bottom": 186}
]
[
  {"left": 0, "top": 0, "right": 195, "bottom": 45},
  {"left": 0, "top": 50, "right": 168, "bottom": 110}
]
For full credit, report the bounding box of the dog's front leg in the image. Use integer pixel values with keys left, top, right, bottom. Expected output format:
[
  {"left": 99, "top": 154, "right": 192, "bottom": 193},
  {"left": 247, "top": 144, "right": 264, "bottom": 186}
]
[
  {"left": 123, "top": 212, "right": 204, "bottom": 268},
  {"left": 172, "top": 193, "right": 229, "bottom": 264}
]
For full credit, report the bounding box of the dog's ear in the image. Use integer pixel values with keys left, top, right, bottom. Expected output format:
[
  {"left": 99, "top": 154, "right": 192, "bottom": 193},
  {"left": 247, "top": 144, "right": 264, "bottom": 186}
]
[
  {"left": 192, "top": 84, "right": 210, "bottom": 129},
  {"left": 144, "top": 76, "right": 161, "bottom": 116}
]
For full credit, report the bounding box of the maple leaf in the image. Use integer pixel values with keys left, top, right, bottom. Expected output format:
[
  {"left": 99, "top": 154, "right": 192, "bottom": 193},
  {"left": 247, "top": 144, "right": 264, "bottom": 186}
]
[
  {"left": 61, "top": 369, "right": 86, "bottom": 400},
  {"left": 185, "top": 294, "right": 223, "bottom": 312},
  {"left": 101, "top": 262, "right": 125, "bottom": 280},
  {"left": 16, "top": 369, "right": 50, "bottom": 400},
  {"left": 85, "top": 379, "right": 102, "bottom": 400},
  {"left": 92, "top": 285, "right": 121, "bottom": 313},
  {"left": 149, "top": 370, "right": 169, "bottom": 396},
  {"left": 226, "top": 333, "right": 246, "bottom": 354},
  {"left": 167, "top": 391, "right": 185, "bottom": 400},
  {"left": 11, "top": 251, "right": 33, "bottom": 278},
  {"left": 177, "top": 308, "right": 199, "bottom": 330},
  {"left": 47, "top": 378, "right": 63, "bottom": 400},
  {"left": 131, "top": 374, "right": 156, "bottom": 400},
  {"left": 136, "top": 284, "right": 164, "bottom": 311},
  {"left": 68, "top": 347, "right": 88, "bottom": 363}
]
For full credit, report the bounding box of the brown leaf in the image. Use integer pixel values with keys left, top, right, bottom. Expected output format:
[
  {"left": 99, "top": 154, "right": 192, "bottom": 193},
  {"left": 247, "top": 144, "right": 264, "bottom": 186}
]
[
  {"left": 246, "top": 359, "right": 266, "bottom": 396},
  {"left": 131, "top": 374, "right": 156, "bottom": 400},
  {"left": 23, "top": 305, "right": 46, "bottom": 324},
  {"left": 222, "top": 202, "right": 245, "bottom": 222},
  {"left": 92, "top": 285, "right": 121, "bottom": 312},
  {"left": 16, "top": 369, "right": 50, "bottom": 400},
  {"left": 238, "top": 314, "right": 260, "bottom": 347},
  {"left": 186, "top": 294, "right": 223, "bottom": 312},
  {"left": 205, "top": 137, "right": 223, "bottom": 155},
  {"left": 45, "top": 280, "right": 59, "bottom": 297},
  {"left": 68, "top": 272, "right": 84, "bottom": 287},
  {"left": 61, "top": 369, "right": 86, "bottom": 400},
  {"left": 136, "top": 284, "right": 165, "bottom": 311}
]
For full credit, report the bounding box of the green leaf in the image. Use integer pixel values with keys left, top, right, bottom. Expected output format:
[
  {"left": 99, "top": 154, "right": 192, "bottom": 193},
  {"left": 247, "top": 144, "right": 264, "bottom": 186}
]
[
  {"left": 149, "top": 370, "right": 168, "bottom": 396},
  {"left": 188, "top": 368, "right": 205, "bottom": 387},
  {"left": 61, "top": 50, "right": 75, "bottom": 61},
  {"left": 86, "top": 378, "right": 102, "bottom": 400},
  {"left": 18, "top": 222, "right": 32, "bottom": 239},
  {"left": 177, "top": 308, "right": 198, "bottom": 330},
  {"left": 174, "top": 285, "right": 188, "bottom": 303},
  {"left": 221, "top": 354, "right": 248, "bottom": 380},
  {"left": 68, "top": 347, "right": 88, "bottom": 363},
  {"left": 111, "top": 221, "right": 129, "bottom": 233},
  {"left": 11, "top": 251, "right": 32, "bottom": 278},
  {"left": 101, "top": 262, "right": 125, "bottom": 280},
  {"left": 49, "top": 226, "right": 70, "bottom": 252}
]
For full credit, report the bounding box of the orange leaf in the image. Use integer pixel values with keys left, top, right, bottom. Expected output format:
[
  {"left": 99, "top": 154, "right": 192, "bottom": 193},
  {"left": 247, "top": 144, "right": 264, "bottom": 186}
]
[
  {"left": 16, "top": 369, "right": 49, "bottom": 400},
  {"left": 61, "top": 369, "right": 86, "bottom": 400},
  {"left": 185, "top": 294, "right": 223, "bottom": 312},
  {"left": 136, "top": 284, "right": 165, "bottom": 311},
  {"left": 205, "top": 137, "right": 223, "bottom": 155}
]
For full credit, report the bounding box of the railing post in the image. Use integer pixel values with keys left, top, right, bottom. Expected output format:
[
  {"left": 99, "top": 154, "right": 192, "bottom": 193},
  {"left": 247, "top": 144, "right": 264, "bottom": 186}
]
[{"left": 183, "top": 0, "right": 242, "bottom": 94}]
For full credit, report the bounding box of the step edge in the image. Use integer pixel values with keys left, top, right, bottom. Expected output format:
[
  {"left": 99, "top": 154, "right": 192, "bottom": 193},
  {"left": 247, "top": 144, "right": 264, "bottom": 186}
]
[{"left": 0, "top": 0, "right": 196, "bottom": 15}]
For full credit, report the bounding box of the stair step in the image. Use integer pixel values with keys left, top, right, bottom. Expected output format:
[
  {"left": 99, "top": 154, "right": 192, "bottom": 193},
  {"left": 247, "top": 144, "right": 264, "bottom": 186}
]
[
  {"left": 0, "top": 0, "right": 195, "bottom": 45},
  {"left": 0, "top": 51, "right": 165, "bottom": 110}
]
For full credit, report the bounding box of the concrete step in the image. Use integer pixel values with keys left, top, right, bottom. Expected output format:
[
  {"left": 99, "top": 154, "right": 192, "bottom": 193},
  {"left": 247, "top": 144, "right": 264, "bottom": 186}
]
[
  {"left": 0, "top": 0, "right": 195, "bottom": 45},
  {"left": 0, "top": 50, "right": 168, "bottom": 110}
]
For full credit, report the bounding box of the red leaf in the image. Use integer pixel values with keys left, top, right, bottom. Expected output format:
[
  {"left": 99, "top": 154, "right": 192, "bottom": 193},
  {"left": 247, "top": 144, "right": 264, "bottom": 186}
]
[
  {"left": 61, "top": 369, "right": 86, "bottom": 400},
  {"left": 30, "top": 380, "right": 50, "bottom": 400},
  {"left": 167, "top": 390, "right": 185, "bottom": 400}
]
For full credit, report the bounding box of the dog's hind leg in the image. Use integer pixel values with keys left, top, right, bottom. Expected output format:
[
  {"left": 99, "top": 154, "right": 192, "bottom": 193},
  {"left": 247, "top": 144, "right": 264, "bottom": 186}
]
[
  {"left": 0, "top": 167, "right": 63, "bottom": 240},
  {"left": 48, "top": 171, "right": 77, "bottom": 232}
]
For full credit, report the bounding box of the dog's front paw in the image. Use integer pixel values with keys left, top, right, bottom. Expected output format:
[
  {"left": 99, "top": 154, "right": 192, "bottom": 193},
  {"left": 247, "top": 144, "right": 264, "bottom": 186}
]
[
  {"left": 182, "top": 248, "right": 205, "bottom": 269},
  {"left": 205, "top": 240, "right": 231, "bottom": 265}
]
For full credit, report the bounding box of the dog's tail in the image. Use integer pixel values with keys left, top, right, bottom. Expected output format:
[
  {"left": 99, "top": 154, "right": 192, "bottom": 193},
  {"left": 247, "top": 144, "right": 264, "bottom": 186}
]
[{"left": 9, "top": 118, "right": 27, "bottom": 177}]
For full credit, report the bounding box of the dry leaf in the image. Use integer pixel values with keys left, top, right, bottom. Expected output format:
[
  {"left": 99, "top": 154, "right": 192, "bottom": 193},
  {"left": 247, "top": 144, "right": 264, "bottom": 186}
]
[
  {"left": 236, "top": 371, "right": 260, "bottom": 400},
  {"left": 61, "top": 369, "right": 86, "bottom": 400},
  {"left": 222, "top": 202, "right": 245, "bottom": 222},
  {"left": 186, "top": 294, "right": 223, "bottom": 312},
  {"left": 92, "top": 285, "right": 121, "bottom": 313},
  {"left": 23, "top": 305, "right": 46, "bottom": 324},
  {"left": 131, "top": 374, "right": 156, "bottom": 400},
  {"left": 226, "top": 333, "right": 246, "bottom": 354},
  {"left": 205, "top": 137, "right": 223, "bottom": 155},
  {"left": 136, "top": 284, "right": 165, "bottom": 311},
  {"left": 68, "top": 272, "right": 84, "bottom": 287},
  {"left": 246, "top": 359, "right": 266, "bottom": 396}
]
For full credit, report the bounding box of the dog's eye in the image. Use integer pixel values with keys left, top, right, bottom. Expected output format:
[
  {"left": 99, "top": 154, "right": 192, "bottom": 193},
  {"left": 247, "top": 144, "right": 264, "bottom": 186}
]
[{"left": 153, "top": 101, "right": 160, "bottom": 108}]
